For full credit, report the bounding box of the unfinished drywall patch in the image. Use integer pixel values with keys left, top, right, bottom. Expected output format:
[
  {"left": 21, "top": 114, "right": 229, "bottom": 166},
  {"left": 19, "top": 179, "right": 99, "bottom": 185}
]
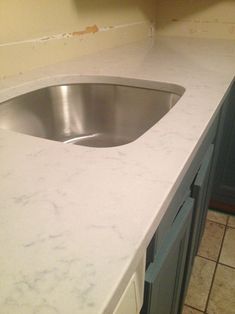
[{"left": 72, "top": 25, "right": 99, "bottom": 37}]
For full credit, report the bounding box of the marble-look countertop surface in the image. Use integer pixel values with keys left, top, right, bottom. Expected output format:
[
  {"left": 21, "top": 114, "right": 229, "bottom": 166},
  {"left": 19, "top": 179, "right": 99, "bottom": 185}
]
[{"left": 0, "top": 36, "right": 234, "bottom": 314}]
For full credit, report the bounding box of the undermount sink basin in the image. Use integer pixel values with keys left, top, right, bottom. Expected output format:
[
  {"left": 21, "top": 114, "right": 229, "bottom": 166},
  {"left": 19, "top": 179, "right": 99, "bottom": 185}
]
[{"left": 0, "top": 78, "right": 184, "bottom": 147}]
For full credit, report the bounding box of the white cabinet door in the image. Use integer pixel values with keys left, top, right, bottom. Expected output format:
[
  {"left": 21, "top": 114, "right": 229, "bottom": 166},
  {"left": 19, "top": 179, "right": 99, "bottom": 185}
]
[
  {"left": 113, "top": 278, "right": 139, "bottom": 314},
  {"left": 114, "top": 255, "right": 146, "bottom": 314}
]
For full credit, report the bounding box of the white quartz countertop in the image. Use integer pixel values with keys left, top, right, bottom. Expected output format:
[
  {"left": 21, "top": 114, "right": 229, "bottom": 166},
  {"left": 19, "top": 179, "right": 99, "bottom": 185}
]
[{"left": 0, "top": 36, "right": 234, "bottom": 314}]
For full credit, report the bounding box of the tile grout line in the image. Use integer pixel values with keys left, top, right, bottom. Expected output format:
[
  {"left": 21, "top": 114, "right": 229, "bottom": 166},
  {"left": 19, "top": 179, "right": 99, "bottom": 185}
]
[
  {"left": 204, "top": 221, "right": 228, "bottom": 314},
  {"left": 226, "top": 213, "right": 230, "bottom": 225},
  {"left": 206, "top": 219, "right": 227, "bottom": 227},
  {"left": 207, "top": 209, "right": 230, "bottom": 224},
  {"left": 227, "top": 224, "right": 235, "bottom": 230},
  {"left": 196, "top": 254, "right": 235, "bottom": 270},
  {"left": 206, "top": 209, "right": 235, "bottom": 228},
  {"left": 184, "top": 304, "right": 204, "bottom": 313},
  {"left": 197, "top": 254, "right": 217, "bottom": 263},
  {"left": 225, "top": 213, "right": 229, "bottom": 226},
  {"left": 197, "top": 216, "right": 227, "bottom": 264},
  {"left": 184, "top": 218, "right": 220, "bottom": 313},
  {"left": 218, "top": 261, "right": 235, "bottom": 270},
  {"left": 183, "top": 212, "right": 234, "bottom": 313}
]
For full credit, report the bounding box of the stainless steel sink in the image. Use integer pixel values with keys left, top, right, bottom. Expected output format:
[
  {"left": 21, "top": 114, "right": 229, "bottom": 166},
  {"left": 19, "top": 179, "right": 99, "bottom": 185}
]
[{"left": 0, "top": 79, "right": 184, "bottom": 147}]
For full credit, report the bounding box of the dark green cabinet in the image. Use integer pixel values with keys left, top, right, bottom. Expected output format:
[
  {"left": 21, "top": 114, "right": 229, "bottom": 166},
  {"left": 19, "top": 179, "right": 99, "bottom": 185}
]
[
  {"left": 192, "top": 144, "right": 214, "bottom": 255},
  {"left": 179, "top": 144, "right": 215, "bottom": 312},
  {"left": 141, "top": 110, "right": 219, "bottom": 314},
  {"left": 142, "top": 197, "right": 194, "bottom": 314},
  {"left": 211, "top": 83, "right": 235, "bottom": 212}
]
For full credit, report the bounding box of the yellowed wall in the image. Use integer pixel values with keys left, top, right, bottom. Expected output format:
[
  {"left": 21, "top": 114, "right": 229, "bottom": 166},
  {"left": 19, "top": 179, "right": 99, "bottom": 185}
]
[
  {"left": 0, "top": 0, "right": 156, "bottom": 78},
  {"left": 154, "top": 0, "right": 235, "bottom": 40},
  {"left": 1, "top": 1, "right": 235, "bottom": 79}
]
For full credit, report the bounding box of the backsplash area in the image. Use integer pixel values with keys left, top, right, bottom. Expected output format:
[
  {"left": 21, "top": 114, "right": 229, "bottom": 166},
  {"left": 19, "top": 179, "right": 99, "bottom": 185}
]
[
  {"left": 1, "top": 0, "right": 234, "bottom": 79},
  {"left": 0, "top": 0, "right": 156, "bottom": 78},
  {"left": 154, "top": 0, "right": 235, "bottom": 40}
]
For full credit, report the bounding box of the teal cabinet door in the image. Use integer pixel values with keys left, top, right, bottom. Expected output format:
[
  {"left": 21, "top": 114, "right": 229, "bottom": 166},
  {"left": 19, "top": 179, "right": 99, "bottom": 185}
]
[
  {"left": 141, "top": 197, "right": 194, "bottom": 314},
  {"left": 192, "top": 144, "right": 214, "bottom": 256},
  {"left": 179, "top": 144, "right": 214, "bottom": 312},
  {"left": 211, "top": 83, "right": 235, "bottom": 212}
]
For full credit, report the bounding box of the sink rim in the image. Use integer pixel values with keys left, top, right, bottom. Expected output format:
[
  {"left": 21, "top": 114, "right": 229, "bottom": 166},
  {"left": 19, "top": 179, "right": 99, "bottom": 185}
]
[
  {"left": 0, "top": 76, "right": 186, "bottom": 148},
  {"left": 0, "top": 75, "right": 185, "bottom": 104}
]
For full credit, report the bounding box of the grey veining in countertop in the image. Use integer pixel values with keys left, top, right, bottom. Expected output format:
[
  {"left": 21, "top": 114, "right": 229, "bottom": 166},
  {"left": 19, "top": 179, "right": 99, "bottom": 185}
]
[{"left": 0, "top": 36, "right": 234, "bottom": 314}]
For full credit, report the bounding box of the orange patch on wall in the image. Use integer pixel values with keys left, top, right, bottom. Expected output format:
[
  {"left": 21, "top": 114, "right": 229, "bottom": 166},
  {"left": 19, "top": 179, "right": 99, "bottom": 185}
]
[{"left": 72, "top": 25, "right": 99, "bottom": 37}]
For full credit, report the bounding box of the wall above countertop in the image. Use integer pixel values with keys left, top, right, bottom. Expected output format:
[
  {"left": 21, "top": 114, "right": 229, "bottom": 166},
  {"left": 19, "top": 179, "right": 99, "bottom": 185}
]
[
  {"left": 1, "top": 0, "right": 235, "bottom": 80},
  {"left": 0, "top": 0, "right": 157, "bottom": 79},
  {"left": 154, "top": 0, "right": 235, "bottom": 40}
]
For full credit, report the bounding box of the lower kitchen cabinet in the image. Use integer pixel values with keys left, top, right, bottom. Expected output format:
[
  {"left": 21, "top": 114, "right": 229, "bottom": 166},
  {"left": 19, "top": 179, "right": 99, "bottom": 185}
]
[
  {"left": 191, "top": 144, "right": 214, "bottom": 256},
  {"left": 211, "top": 83, "right": 235, "bottom": 214},
  {"left": 179, "top": 144, "right": 215, "bottom": 312},
  {"left": 141, "top": 109, "right": 220, "bottom": 314},
  {"left": 141, "top": 197, "right": 194, "bottom": 314}
]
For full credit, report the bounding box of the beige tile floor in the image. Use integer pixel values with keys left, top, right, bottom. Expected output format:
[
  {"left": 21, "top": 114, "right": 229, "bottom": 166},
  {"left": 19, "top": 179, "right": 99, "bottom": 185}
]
[{"left": 183, "top": 210, "right": 235, "bottom": 314}]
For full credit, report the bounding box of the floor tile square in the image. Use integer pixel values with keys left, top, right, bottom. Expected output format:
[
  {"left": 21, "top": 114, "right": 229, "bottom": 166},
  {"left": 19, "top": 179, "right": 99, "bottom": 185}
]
[
  {"left": 207, "top": 264, "right": 235, "bottom": 314},
  {"left": 198, "top": 220, "right": 225, "bottom": 261},
  {"left": 228, "top": 215, "right": 235, "bottom": 228},
  {"left": 185, "top": 256, "right": 216, "bottom": 311},
  {"left": 183, "top": 305, "right": 203, "bottom": 313},
  {"left": 207, "top": 209, "right": 228, "bottom": 225},
  {"left": 219, "top": 227, "right": 235, "bottom": 268}
]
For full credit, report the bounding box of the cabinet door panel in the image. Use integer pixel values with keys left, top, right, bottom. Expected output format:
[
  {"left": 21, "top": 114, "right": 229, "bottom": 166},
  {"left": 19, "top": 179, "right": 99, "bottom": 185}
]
[
  {"left": 192, "top": 144, "right": 214, "bottom": 255},
  {"left": 212, "top": 84, "right": 235, "bottom": 207},
  {"left": 142, "top": 197, "right": 194, "bottom": 314},
  {"left": 114, "top": 255, "right": 146, "bottom": 314},
  {"left": 113, "top": 279, "right": 138, "bottom": 314},
  {"left": 179, "top": 144, "right": 214, "bottom": 312}
]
